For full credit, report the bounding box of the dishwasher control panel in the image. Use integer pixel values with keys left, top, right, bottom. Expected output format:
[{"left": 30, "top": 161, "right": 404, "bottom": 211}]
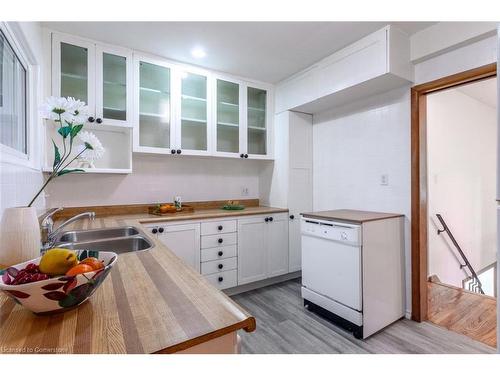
[{"left": 301, "top": 217, "right": 361, "bottom": 246}]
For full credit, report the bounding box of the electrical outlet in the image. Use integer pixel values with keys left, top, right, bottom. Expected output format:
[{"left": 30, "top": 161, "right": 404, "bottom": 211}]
[
  {"left": 241, "top": 187, "right": 249, "bottom": 196},
  {"left": 380, "top": 174, "right": 389, "bottom": 186}
]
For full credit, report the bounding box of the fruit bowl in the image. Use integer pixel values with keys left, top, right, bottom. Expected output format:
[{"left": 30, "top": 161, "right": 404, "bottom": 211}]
[{"left": 0, "top": 250, "right": 117, "bottom": 314}]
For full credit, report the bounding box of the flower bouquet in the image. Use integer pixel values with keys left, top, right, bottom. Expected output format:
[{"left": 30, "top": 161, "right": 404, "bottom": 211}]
[{"left": 28, "top": 97, "right": 105, "bottom": 207}]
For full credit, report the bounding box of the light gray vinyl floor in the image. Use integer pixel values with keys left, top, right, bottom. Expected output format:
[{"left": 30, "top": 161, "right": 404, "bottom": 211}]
[{"left": 231, "top": 278, "right": 496, "bottom": 354}]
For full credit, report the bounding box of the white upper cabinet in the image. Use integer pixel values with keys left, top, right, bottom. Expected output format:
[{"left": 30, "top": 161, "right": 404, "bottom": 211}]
[
  {"left": 275, "top": 25, "right": 413, "bottom": 114},
  {"left": 133, "top": 54, "right": 174, "bottom": 154},
  {"left": 95, "top": 45, "right": 133, "bottom": 126},
  {"left": 214, "top": 77, "right": 244, "bottom": 158},
  {"left": 246, "top": 85, "right": 272, "bottom": 159},
  {"left": 214, "top": 77, "right": 273, "bottom": 159},
  {"left": 175, "top": 68, "right": 212, "bottom": 156},
  {"left": 50, "top": 30, "right": 274, "bottom": 161},
  {"left": 52, "top": 32, "right": 133, "bottom": 127},
  {"left": 52, "top": 33, "right": 96, "bottom": 117}
]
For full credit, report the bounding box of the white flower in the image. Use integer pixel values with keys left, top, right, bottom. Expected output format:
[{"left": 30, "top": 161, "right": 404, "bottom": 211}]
[
  {"left": 40, "top": 96, "right": 89, "bottom": 125},
  {"left": 66, "top": 97, "right": 89, "bottom": 124},
  {"left": 77, "top": 131, "right": 105, "bottom": 161}
]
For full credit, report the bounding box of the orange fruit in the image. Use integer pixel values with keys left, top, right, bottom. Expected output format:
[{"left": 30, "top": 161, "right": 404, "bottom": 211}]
[
  {"left": 66, "top": 264, "right": 94, "bottom": 276},
  {"left": 80, "top": 257, "right": 104, "bottom": 271}
]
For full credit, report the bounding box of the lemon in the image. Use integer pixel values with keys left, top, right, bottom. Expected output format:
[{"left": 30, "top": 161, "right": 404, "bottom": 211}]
[{"left": 39, "top": 248, "right": 79, "bottom": 276}]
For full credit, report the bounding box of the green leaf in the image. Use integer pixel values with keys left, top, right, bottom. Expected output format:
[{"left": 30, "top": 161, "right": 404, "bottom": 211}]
[
  {"left": 57, "top": 126, "right": 72, "bottom": 139},
  {"left": 70, "top": 124, "right": 83, "bottom": 139},
  {"left": 52, "top": 140, "right": 61, "bottom": 168},
  {"left": 57, "top": 169, "right": 85, "bottom": 176},
  {"left": 84, "top": 142, "right": 94, "bottom": 150}
]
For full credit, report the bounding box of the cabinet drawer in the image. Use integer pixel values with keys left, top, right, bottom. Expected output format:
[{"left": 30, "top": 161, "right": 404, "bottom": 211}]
[
  {"left": 201, "top": 257, "right": 237, "bottom": 275},
  {"left": 201, "top": 220, "right": 237, "bottom": 235},
  {"left": 201, "top": 232, "right": 237, "bottom": 249},
  {"left": 201, "top": 245, "right": 237, "bottom": 262},
  {"left": 204, "top": 269, "right": 237, "bottom": 290}
]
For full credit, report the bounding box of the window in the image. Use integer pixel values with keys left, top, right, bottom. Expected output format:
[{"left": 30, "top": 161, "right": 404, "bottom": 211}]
[{"left": 0, "top": 28, "right": 27, "bottom": 156}]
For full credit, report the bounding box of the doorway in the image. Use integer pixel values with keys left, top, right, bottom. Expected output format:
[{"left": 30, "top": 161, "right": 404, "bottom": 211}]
[{"left": 411, "top": 64, "right": 497, "bottom": 347}]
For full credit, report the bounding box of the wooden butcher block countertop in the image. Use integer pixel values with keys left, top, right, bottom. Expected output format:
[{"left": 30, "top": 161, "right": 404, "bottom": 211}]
[
  {"left": 0, "top": 204, "right": 289, "bottom": 354},
  {"left": 301, "top": 209, "right": 404, "bottom": 224}
]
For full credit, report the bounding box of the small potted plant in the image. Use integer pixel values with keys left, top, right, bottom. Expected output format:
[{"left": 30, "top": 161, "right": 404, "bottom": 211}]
[{"left": 0, "top": 97, "right": 105, "bottom": 268}]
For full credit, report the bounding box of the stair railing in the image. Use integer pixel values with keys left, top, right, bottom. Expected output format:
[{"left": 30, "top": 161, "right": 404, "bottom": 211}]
[{"left": 435, "top": 214, "right": 484, "bottom": 295}]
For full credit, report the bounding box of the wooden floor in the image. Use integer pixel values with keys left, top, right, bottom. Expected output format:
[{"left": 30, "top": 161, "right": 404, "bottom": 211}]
[
  {"left": 428, "top": 280, "right": 497, "bottom": 348},
  {"left": 232, "top": 279, "right": 495, "bottom": 354}
]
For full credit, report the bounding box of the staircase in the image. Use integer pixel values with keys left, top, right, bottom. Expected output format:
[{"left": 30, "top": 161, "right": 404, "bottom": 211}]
[
  {"left": 427, "top": 276, "right": 497, "bottom": 348},
  {"left": 435, "top": 214, "right": 485, "bottom": 295}
]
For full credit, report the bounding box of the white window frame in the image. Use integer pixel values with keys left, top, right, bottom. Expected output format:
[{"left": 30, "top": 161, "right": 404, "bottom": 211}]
[{"left": 0, "top": 22, "right": 40, "bottom": 170}]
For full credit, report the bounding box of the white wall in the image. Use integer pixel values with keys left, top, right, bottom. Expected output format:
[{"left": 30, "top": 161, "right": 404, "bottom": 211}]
[
  {"left": 0, "top": 22, "right": 45, "bottom": 217},
  {"left": 313, "top": 86, "right": 412, "bottom": 310},
  {"left": 427, "top": 86, "right": 497, "bottom": 287},
  {"left": 45, "top": 154, "right": 268, "bottom": 207}
]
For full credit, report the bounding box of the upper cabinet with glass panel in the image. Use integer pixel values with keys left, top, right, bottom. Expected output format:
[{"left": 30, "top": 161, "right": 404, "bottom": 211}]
[
  {"left": 247, "top": 86, "right": 267, "bottom": 156},
  {"left": 96, "top": 45, "right": 133, "bottom": 126},
  {"left": 52, "top": 33, "right": 133, "bottom": 127},
  {"left": 178, "top": 71, "right": 210, "bottom": 155},
  {"left": 133, "top": 55, "right": 173, "bottom": 154},
  {"left": 52, "top": 33, "right": 96, "bottom": 118},
  {"left": 216, "top": 79, "right": 241, "bottom": 156}
]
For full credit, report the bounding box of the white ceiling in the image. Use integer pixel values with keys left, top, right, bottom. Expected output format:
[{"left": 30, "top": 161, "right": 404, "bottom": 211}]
[
  {"left": 42, "top": 22, "right": 435, "bottom": 83},
  {"left": 457, "top": 77, "right": 497, "bottom": 108}
]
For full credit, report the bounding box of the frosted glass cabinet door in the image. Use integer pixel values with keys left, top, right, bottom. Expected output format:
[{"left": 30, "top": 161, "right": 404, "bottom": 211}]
[
  {"left": 216, "top": 79, "right": 240, "bottom": 154},
  {"left": 247, "top": 86, "right": 267, "bottom": 155},
  {"left": 102, "top": 53, "right": 126, "bottom": 121},
  {"left": 137, "top": 60, "right": 172, "bottom": 151},
  {"left": 180, "top": 72, "right": 208, "bottom": 153},
  {"left": 96, "top": 45, "right": 132, "bottom": 126},
  {"left": 52, "top": 34, "right": 96, "bottom": 117}
]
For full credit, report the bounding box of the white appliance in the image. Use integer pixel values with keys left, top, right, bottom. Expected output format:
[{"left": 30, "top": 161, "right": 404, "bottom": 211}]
[{"left": 301, "top": 213, "right": 405, "bottom": 339}]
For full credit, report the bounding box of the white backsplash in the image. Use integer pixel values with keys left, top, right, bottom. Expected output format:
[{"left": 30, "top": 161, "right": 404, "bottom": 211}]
[{"left": 45, "top": 154, "right": 271, "bottom": 207}]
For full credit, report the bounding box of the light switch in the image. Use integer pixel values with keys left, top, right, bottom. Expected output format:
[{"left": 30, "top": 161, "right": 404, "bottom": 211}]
[
  {"left": 380, "top": 174, "right": 389, "bottom": 186},
  {"left": 241, "top": 187, "right": 249, "bottom": 196}
]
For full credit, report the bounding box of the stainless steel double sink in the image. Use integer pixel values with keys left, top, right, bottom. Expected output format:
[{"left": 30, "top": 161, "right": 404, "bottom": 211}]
[{"left": 54, "top": 226, "right": 154, "bottom": 254}]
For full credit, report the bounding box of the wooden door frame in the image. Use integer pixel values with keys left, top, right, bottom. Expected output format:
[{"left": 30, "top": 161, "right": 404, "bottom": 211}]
[{"left": 411, "top": 63, "right": 497, "bottom": 322}]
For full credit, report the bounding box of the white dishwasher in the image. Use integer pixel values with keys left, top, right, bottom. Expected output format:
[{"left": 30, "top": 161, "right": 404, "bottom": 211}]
[
  {"left": 301, "top": 218, "right": 364, "bottom": 338},
  {"left": 300, "top": 211, "right": 405, "bottom": 339}
]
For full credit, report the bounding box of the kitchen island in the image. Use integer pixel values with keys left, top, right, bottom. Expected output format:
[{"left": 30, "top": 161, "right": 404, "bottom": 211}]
[{"left": 0, "top": 203, "right": 288, "bottom": 354}]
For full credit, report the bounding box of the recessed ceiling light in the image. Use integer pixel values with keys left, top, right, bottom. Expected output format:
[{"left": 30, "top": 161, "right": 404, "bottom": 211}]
[{"left": 191, "top": 47, "right": 206, "bottom": 59}]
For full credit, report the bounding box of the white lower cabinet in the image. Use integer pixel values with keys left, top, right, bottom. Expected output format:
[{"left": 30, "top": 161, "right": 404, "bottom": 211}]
[
  {"left": 267, "top": 215, "right": 289, "bottom": 277},
  {"left": 156, "top": 223, "right": 201, "bottom": 272},
  {"left": 146, "top": 212, "right": 290, "bottom": 291},
  {"left": 237, "top": 213, "right": 289, "bottom": 285},
  {"left": 237, "top": 216, "right": 268, "bottom": 284}
]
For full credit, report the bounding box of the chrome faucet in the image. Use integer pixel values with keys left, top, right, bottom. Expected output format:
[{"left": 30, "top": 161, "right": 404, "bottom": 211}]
[{"left": 40, "top": 208, "right": 95, "bottom": 250}]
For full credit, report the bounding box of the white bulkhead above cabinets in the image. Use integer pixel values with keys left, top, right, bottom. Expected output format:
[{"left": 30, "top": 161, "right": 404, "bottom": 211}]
[{"left": 275, "top": 25, "right": 414, "bottom": 114}]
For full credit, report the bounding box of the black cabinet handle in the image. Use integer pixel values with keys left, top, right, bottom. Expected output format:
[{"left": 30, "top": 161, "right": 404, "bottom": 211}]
[
  {"left": 151, "top": 228, "right": 158, "bottom": 234},
  {"left": 218, "top": 238, "right": 223, "bottom": 244},
  {"left": 158, "top": 227, "right": 164, "bottom": 233},
  {"left": 218, "top": 276, "right": 224, "bottom": 282},
  {"left": 240, "top": 154, "right": 244, "bottom": 158},
  {"left": 218, "top": 264, "right": 223, "bottom": 269},
  {"left": 218, "top": 225, "right": 223, "bottom": 231},
  {"left": 264, "top": 217, "right": 269, "bottom": 222},
  {"left": 88, "top": 116, "right": 95, "bottom": 123},
  {"left": 244, "top": 154, "right": 248, "bottom": 158},
  {"left": 176, "top": 149, "right": 181, "bottom": 154},
  {"left": 171, "top": 149, "right": 176, "bottom": 154},
  {"left": 96, "top": 118, "right": 103, "bottom": 124},
  {"left": 218, "top": 251, "right": 223, "bottom": 256},
  {"left": 290, "top": 215, "right": 295, "bottom": 220},
  {"left": 269, "top": 217, "right": 273, "bottom": 222}
]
